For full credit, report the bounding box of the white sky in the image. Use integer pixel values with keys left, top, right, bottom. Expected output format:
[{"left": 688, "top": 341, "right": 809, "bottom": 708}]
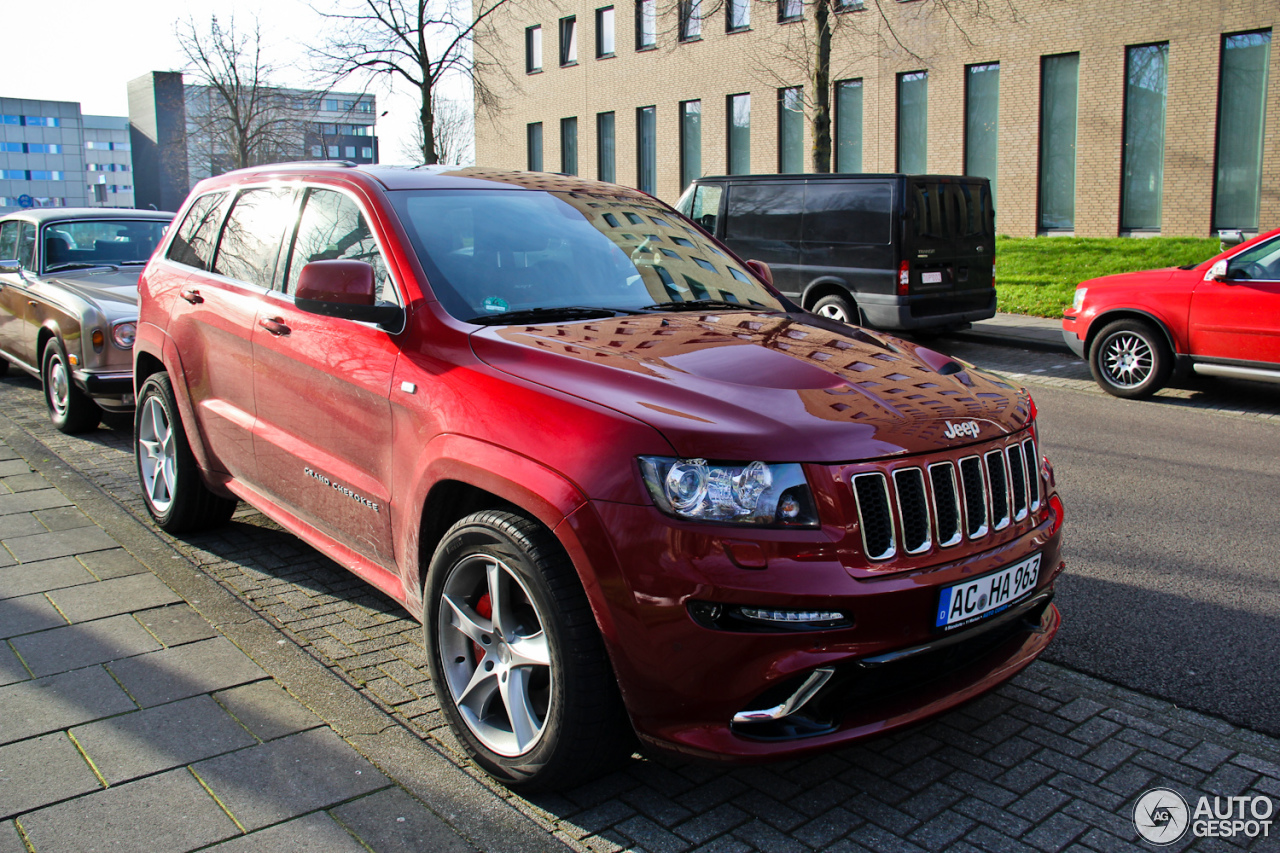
[{"left": 10, "top": 0, "right": 432, "bottom": 161}]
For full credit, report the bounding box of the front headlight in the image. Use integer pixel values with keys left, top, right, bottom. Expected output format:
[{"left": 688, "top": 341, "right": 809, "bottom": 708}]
[
  {"left": 111, "top": 321, "right": 137, "bottom": 349},
  {"left": 638, "top": 457, "right": 819, "bottom": 527},
  {"left": 1071, "top": 287, "right": 1087, "bottom": 313}
]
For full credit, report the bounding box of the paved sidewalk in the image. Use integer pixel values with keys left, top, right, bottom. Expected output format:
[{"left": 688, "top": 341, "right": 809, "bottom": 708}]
[
  {"left": 944, "top": 313, "right": 1071, "bottom": 354},
  {"left": 0, "top": 432, "right": 566, "bottom": 853}
]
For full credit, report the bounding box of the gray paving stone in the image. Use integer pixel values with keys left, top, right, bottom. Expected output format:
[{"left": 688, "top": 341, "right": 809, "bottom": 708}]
[
  {"left": 72, "top": 695, "right": 258, "bottom": 784},
  {"left": 2, "top": 525, "right": 116, "bottom": 563},
  {"left": 47, "top": 572, "right": 181, "bottom": 623},
  {"left": 0, "top": 489, "right": 70, "bottom": 517},
  {"left": 9, "top": 613, "right": 160, "bottom": 677},
  {"left": 0, "top": 665, "right": 136, "bottom": 745},
  {"left": 0, "top": 821, "right": 23, "bottom": 853},
  {"left": 213, "top": 681, "right": 322, "bottom": 742},
  {"left": 0, "top": 593, "right": 65, "bottom": 639},
  {"left": 107, "top": 636, "right": 266, "bottom": 707},
  {"left": 193, "top": 728, "right": 389, "bottom": 831},
  {"left": 0, "top": 512, "right": 46, "bottom": 539},
  {"left": 332, "top": 787, "right": 478, "bottom": 853},
  {"left": 17, "top": 768, "right": 240, "bottom": 853},
  {"left": 0, "top": 555, "right": 97, "bottom": 599},
  {"left": 1, "top": 473, "right": 51, "bottom": 493},
  {"left": 31, "top": 506, "right": 92, "bottom": 531},
  {"left": 0, "top": 461, "right": 31, "bottom": 478},
  {"left": 78, "top": 548, "right": 149, "bottom": 580},
  {"left": 136, "top": 602, "right": 219, "bottom": 647},
  {"left": 0, "top": 732, "right": 101, "bottom": 819},
  {"left": 206, "top": 811, "right": 369, "bottom": 852},
  {"left": 0, "top": 644, "right": 26, "bottom": 688}
]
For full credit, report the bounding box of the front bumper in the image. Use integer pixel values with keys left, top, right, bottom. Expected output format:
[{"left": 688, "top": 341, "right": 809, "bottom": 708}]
[
  {"left": 74, "top": 369, "right": 135, "bottom": 410},
  {"left": 1061, "top": 317, "right": 1086, "bottom": 358}
]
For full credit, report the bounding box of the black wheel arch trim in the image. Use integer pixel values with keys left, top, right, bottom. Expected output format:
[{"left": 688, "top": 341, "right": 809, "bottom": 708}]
[{"left": 1085, "top": 309, "right": 1181, "bottom": 357}]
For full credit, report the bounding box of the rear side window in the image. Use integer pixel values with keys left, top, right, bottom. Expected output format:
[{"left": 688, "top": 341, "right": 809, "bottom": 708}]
[
  {"left": 802, "top": 182, "right": 892, "bottom": 245},
  {"left": 166, "top": 193, "right": 226, "bottom": 271},
  {"left": 724, "top": 183, "right": 802, "bottom": 243},
  {"left": 282, "top": 189, "right": 398, "bottom": 305},
  {"left": 212, "top": 187, "right": 296, "bottom": 289}
]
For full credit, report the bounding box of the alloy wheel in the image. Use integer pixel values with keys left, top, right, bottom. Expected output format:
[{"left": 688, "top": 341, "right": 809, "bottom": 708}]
[
  {"left": 47, "top": 355, "right": 70, "bottom": 417},
  {"left": 817, "top": 303, "right": 850, "bottom": 322},
  {"left": 137, "top": 396, "right": 177, "bottom": 514},
  {"left": 1101, "top": 331, "right": 1154, "bottom": 388}
]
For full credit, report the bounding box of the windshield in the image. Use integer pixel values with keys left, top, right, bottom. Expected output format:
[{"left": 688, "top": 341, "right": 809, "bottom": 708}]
[
  {"left": 42, "top": 219, "right": 169, "bottom": 272},
  {"left": 387, "top": 188, "right": 785, "bottom": 322}
]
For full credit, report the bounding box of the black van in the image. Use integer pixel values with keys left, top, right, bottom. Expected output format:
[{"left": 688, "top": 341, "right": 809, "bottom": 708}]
[{"left": 675, "top": 174, "right": 996, "bottom": 332}]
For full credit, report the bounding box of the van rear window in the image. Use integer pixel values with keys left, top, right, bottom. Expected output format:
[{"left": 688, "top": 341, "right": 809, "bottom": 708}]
[{"left": 911, "top": 181, "right": 992, "bottom": 241}]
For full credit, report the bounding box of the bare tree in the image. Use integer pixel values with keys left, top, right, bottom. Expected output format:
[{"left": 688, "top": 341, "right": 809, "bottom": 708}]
[
  {"left": 177, "top": 15, "right": 310, "bottom": 176},
  {"left": 311, "top": 0, "right": 517, "bottom": 166},
  {"left": 402, "top": 97, "right": 474, "bottom": 165}
]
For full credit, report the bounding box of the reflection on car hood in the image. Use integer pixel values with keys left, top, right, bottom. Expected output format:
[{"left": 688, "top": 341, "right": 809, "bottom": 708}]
[
  {"left": 41, "top": 268, "right": 141, "bottom": 312},
  {"left": 471, "top": 311, "right": 1034, "bottom": 462}
]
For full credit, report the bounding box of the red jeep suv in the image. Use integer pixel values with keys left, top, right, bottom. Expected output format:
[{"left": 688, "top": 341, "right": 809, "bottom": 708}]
[{"left": 134, "top": 164, "right": 1064, "bottom": 790}]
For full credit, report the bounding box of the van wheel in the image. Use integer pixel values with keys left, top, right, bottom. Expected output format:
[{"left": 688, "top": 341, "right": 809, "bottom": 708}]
[
  {"left": 812, "top": 293, "right": 858, "bottom": 325},
  {"left": 425, "top": 510, "right": 632, "bottom": 791},
  {"left": 42, "top": 338, "right": 100, "bottom": 434},
  {"left": 1089, "top": 319, "right": 1172, "bottom": 399},
  {"left": 135, "top": 373, "right": 237, "bottom": 532}
]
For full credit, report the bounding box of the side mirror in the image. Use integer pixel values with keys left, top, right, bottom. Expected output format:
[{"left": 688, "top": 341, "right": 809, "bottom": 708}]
[
  {"left": 1218, "top": 229, "right": 1245, "bottom": 248},
  {"left": 295, "top": 260, "right": 403, "bottom": 329},
  {"left": 745, "top": 259, "right": 773, "bottom": 287},
  {"left": 0, "top": 259, "right": 20, "bottom": 275},
  {"left": 1204, "top": 259, "right": 1229, "bottom": 282}
]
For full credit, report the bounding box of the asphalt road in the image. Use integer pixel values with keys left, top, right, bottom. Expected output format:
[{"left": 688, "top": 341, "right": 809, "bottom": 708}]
[{"left": 1029, "top": 382, "right": 1280, "bottom": 737}]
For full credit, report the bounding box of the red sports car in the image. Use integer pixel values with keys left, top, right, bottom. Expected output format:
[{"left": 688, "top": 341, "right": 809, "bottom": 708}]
[{"left": 1063, "top": 228, "right": 1280, "bottom": 398}]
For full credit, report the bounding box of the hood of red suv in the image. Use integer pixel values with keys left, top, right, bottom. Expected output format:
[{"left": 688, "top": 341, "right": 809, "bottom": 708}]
[{"left": 471, "top": 312, "right": 1033, "bottom": 463}]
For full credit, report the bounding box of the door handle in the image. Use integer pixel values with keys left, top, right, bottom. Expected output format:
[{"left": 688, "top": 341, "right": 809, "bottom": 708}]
[
  {"left": 259, "top": 317, "right": 290, "bottom": 336},
  {"left": 181, "top": 288, "right": 203, "bottom": 304}
]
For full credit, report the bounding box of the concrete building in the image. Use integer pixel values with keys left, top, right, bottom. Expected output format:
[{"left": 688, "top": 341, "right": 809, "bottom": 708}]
[
  {"left": 0, "top": 97, "right": 90, "bottom": 212},
  {"left": 474, "top": 0, "right": 1278, "bottom": 238},
  {"left": 83, "top": 115, "right": 135, "bottom": 209},
  {"left": 129, "top": 72, "right": 379, "bottom": 212}
]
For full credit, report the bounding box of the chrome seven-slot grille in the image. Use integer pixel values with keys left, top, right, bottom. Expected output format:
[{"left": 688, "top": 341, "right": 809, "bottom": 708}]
[{"left": 850, "top": 436, "right": 1041, "bottom": 561}]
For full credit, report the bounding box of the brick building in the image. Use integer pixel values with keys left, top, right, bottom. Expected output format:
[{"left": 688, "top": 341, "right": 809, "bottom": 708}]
[{"left": 474, "top": 0, "right": 1277, "bottom": 237}]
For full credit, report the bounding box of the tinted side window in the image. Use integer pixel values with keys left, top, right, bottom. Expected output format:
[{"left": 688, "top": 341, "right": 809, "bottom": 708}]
[
  {"left": 724, "top": 183, "right": 802, "bottom": 242},
  {"left": 0, "top": 222, "right": 18, "bottom": 261},
  {"left": 283, "top": 189, "right": 398, "bottom": 305},
  {"left": 166, "top": 193, "right": 226, "bottom": 270},
  {"left": 802, "top": 182, "right": 892, "bottom": 245},
  {"left": 212, "top": 187, "right": 296, "bottom": 289}
]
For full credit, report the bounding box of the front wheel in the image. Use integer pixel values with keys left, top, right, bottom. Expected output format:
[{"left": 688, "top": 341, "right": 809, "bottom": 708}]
[
  {"left": 425, "top": 510, "right": 631, "bottom": 791},
  {"left": 812, "top": 292, "right": 858, "bottom": 325},
  {"left": 1088, "top": 319, "right": 1173, "bottom": 399},
  {"left": 42, "top": 338, "right": 100, "bottom": 433},
  {"left": 135, "top": 373, "right": 236, "bottom": 532}
]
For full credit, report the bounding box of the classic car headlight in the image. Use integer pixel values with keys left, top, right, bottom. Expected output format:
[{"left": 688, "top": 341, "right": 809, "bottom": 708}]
[
  {"left": 638, "top": 457, "right": 819, "bottom": 527},
  {"left": 111, "top": 321, "right": 137, "bottom": 349},
  {"left": 1071, "top": 287, "right": 1087, "bottom": 313}
]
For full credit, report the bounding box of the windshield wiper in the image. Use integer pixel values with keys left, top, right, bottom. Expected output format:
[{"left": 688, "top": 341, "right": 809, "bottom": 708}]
[
  {"left": 467, "top": 305, "right": 633, "bottom": 325},
  {"left": 118, "top": 260, "right": 149, "bottom": 266},
  {"left": 641, "top": 299, "right": 766, "bottom": 312},
  {"left": 45, "top": 262, "right": 117, "bottom": 273}
]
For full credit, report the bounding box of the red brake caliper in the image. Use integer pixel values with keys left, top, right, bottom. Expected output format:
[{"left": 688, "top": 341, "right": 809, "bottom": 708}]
[{"left": 472, "top": 593, "right": 492, "bottom": 664}]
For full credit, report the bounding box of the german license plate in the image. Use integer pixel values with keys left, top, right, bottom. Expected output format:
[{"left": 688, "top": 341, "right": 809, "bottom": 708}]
[
  {"left": 935, "top": 554, "right": 1041, "bottom": 632},
  {"left": 921, "top": 271, "right": 943, "bottom": 284}
]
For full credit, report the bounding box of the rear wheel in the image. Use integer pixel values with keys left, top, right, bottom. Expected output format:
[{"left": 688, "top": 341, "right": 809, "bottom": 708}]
[
  {"left": 812, "top": 292, "right": 858, "bottom": 325},
  {"left": 42, "top": 338, "right": 100, "bottom": 434},
  {"left": 1089, "top": 319, "right": 1172, "bottom": 399},
  {"left": 425, "top": 510, "right": 631, "bottom": 791},
  {"left": 135, "top": 373, "right": 236, "bottom": 532}
]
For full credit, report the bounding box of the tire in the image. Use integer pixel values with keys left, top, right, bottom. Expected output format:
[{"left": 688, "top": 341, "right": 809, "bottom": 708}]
[
  {"left": 1088, "top": 319, "right": 1173, "bottom": 399},
  {"left": 812, "top": 292, "right": 858, "bottom": 325},
  {"left": 0, "top": 357, "right": 9, "bottom": 377},
  {"left": 425, "top": 510, "right": 632, "bottom": 791},
  {"left": 42, "top": 338, "right": 100, "bottom": 434},
  {"left": 134, "top": 373, "right": 237, "bottom": 532}
]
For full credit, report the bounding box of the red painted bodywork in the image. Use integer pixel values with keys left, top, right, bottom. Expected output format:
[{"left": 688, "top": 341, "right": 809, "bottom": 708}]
[
  {"left": 136, "top": 165, "right": 1064, "bottom": 760},
  {"left": 1063, "top": 227, "right": 1280, "bottom": 366}
]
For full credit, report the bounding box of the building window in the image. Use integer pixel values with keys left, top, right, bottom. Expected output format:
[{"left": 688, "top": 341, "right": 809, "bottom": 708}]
[
  {"left": 528, "top": 122, "right": 544, "bottom": 171},
  {"left": 29, "top": 171, "right": 65, "bottom": 181},
  {"left": 728, "top": 0, "right": 750, "bottom": 31},
  {"left": 728, "top": 93, "right": 751, "bottom": 174},
  {"left": 835, "top": 0, "right": 865, "bottom": 9},
  {"left": 965, "top": 63, "right": 1000, "bottom": 206},
  {"left": 680, "top": 101, "right": 702, "bottom": 190},
  {"left": 1121, "top": 44, "right": 1168, "bottom": 231},
  {"left": 328, "top": 145, "right": 340, "bottom": 158},
  {"left": 1039, "top": 53, "right": 1079, "bottom": 231},
  {"left": 679, "top": 0, "right": 701, "bottom": 40},
  {"left": 637, "top": 106, "right": 656, "bottom": 194},
  {"left": 598, "top": 112, "right": 616, "bottom": 182},
  {"left": 561, "top": 117, "right": 579, "bottom": 175},
  {"left": 778, "top": 87, "right": 804, "bottom": 173},
  {"left": 526, "top": 25, "right": 542, "bottom": 72},
  {"left": 778, "top": 0, "right": 803, "bottom": 22},
  {"left": 28, "top": 143, "right": 62, "bottom": 154},
  {"left": 559, "top": 17, "right": 578, "bottom": 65},
  {"left": 311, "top": 146, "right": 322, "bottom": 157},
  {"left": 361, "top": 147, "right": 373, "bottom": 159},
  {"left": 897, "top": 71, "right": 928, "bottom": 173},
  {"left": 596, "top": 7, "right": 615, "bottom": 56},
  {"left": 835, "top": 79, "right": 862, "bottom": 173},
  {"left": 635, "top": 0, "right": 656, "bottom": 49},
  {"left": 1214, "top": 30, "right": 1271, "bottom": 231}
]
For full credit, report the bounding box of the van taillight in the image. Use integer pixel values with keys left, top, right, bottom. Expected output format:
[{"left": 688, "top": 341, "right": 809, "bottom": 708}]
[{"left": 897, "top": 261, "right": 910, "bottom": 296}]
